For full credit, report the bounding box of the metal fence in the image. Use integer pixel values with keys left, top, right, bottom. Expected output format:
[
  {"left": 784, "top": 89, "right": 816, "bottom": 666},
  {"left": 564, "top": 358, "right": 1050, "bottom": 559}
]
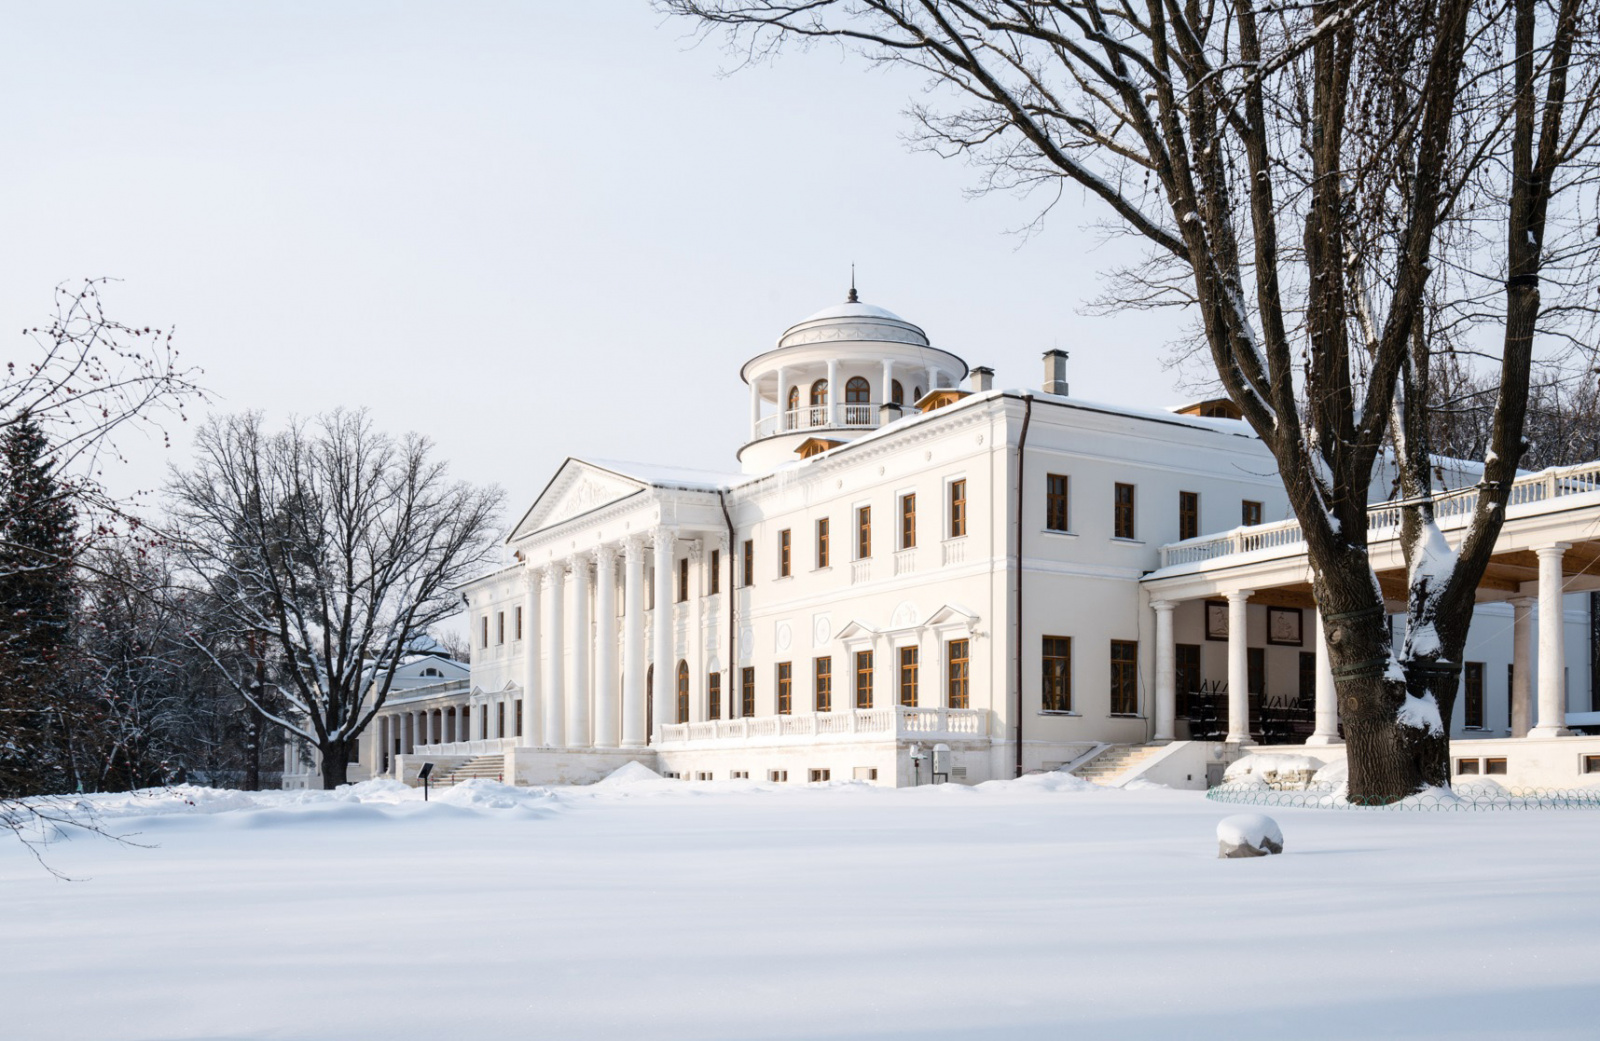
[{"left": 1205, "top": 780, "right": 1600, "bottom": 810}]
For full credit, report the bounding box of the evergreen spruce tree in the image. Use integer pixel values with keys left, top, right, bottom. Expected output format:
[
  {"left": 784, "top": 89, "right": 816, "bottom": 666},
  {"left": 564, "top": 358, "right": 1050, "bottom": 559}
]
[{"left": 0, "top": 412, "right": 79, "bottom": 797}]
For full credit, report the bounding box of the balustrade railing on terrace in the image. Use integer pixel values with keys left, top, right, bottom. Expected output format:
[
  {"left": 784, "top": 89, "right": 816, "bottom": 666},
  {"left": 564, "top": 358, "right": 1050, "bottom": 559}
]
[
  {"left": 1158, "top": 459, "right": 1600, "bottom": 568},
  {"left": 414, "top": 737, "right": 516, "bottom": 756},
  {"left": 660, "top": 706, "right": 987, "bottom": 745},
  {"left": 752, "top": 402, "right": 884, "bottom": 440}
]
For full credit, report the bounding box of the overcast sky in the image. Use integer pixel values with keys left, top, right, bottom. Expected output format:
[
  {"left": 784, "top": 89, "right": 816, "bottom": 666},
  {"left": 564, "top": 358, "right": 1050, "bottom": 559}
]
[{"left": 0, "top": 2, "right": 1193, "bottom": 519}]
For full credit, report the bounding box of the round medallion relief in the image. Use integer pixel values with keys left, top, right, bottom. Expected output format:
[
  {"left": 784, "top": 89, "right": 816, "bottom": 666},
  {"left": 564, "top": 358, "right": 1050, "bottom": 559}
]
[
  {"left": 776, "top": 623, "right": 793, "bottom": 652},
  {"left": 813, "top": 617, "right": 832, "bottom": 645}
]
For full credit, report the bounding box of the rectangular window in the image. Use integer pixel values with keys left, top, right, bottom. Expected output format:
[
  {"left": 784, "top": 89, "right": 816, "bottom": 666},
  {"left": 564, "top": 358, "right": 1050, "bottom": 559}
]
[
  {"left": 515, "top": 606, "right": 523, "bottom": 641},
  {"left": 1242, "top": 500, "right": 1263, "bottom": 526},
  {"left": 857, "top": 505, "right": 872, "bottom": 559},
  {"left": 1042, "top": 636, "right": 1072, "bottom": 712},
  {"left": 1046, "top": 474, "right": 1070, "bottom": 532},
  {"left": 708, "top": 672, "right": 722, "bottom": 721},
  {"left": 709, "top": 549, "right": 720, "bottom": 595},
  {"left": 899, "top": 646, "right": 919, "bottom": 706},
  {"left": 1248, "top": 647, "right": 1265, "bottom": 696},
  {"left": 1110, "top": 640, "right": 1138, "bottom": 715},
  {"left": 1458, "top": 758, "right": 1481, "bottom": 775},
  {"left": 497, "top": 702, "right": 505, "bottom": 736},
  {"left": 767, "top": 769, "right": 788, "bottom": 783},
  {"left": 900, "top": 493, "right": 917, "bottom": 549},
  {"left": 947, "top": 639, "right": 969, "bottom": 709},
  {"left": 741, "top": 666, "right": 755, "bottom": 718},
  {"left": 1507, "top": 664, "right": 1515, "bottom": 730},
  {"left": 779, "top": 529, "right": 791, "bottom": 577},
  {"left": 743, "top": 539, "right": 754, "bottom": 586},
  {"left": 855, "top": 650, "right": 873, "bottom": 709},
  {"left": 1179, "top": 491, "right": 1199, "bottom": 541},
  {"left": 949, "top": 479, "right": 967, "bottom": 538},
  {"left": 677, "top": 557, "right": 689, "bottom": 603},
  {"left": 776, "top": 662, "right": 792, "bottom": 714},
  {"left": 816, "top": 518, "right": 830, "bottom": 569},
  {"left": 1485, "top": 757, "right": 1507, "bottom": 775},
  {"left": 1464, "top": 662, "right": 1485, "bottom": 729},
  {"left": 1114, "top": 483, "right": 1136, "bottom": 539},
  {"left": 808, "top": 768, "right": 831, "bottom": 783},
  {"left": 480, "top": 615, "right": 489, "bottom": 648},
  {"left": 814, "top": 656, "right": 833, "bottom": 712},
  {"left": 515, "top": 701, "right": 523, "bottom": 738},
  {"left": 1583, "top": 754, "right": 1600, "bottom": 774},
  {"left": 496, "top": 611, "right": 505, "bottom": 645},
  {"left": 1176, "top": 643, "right": 1201, "bottom": 719}
]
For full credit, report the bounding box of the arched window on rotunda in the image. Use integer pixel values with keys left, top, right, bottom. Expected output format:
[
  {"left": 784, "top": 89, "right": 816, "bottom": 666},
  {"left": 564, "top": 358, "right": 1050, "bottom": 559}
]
[{"left": 810, "top": 379, "right": 829, "bottom": 425}]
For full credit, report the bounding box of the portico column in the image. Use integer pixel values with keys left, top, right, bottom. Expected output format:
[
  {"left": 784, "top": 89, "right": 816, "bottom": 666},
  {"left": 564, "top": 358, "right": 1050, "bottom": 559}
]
[
  {"left": 621, "top": 536, "right": 648, "bottom": 747},
  {"left": 567, "top": 556, "right": 592, "bottom": 747},
  {"left": 826, "top": 358, "right": 841, "bottom": 426},
  {"left": 1308, "top": 609, "right": 1341, "bottom": 744},
  {"left": 1530, "top": 545, "right": 1572, "bottom": 737},
  {"left": 521, "top": 567, "right": 541, "bottom": 746},
  {"left": 543, "top": 565, "right": 567, "bottom": 747},
  {"left": 594, "top": 545, "right": 620, "bottom": 747},
  {"left": 1151, "top": 600, "right": 1177, "bottom": 742},
  {"left": 652, "top": 532, "right": 676, "bottom": 742},
  {"left": 1510, "top": 596, "right": 1534, "bottom": 737},
  {"left": 1226, "top": 590, "right": 1254, "bottom": 743}
]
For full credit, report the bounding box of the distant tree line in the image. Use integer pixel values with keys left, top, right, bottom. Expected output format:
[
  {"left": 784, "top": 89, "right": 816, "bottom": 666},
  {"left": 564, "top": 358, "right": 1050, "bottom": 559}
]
[{"left": 1, "top": 283, "right": 503, "bottom": 806}]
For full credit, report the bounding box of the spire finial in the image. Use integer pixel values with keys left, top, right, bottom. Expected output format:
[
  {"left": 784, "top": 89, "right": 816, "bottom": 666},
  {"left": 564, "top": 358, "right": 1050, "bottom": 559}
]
[{"left": 847, "top": 264, "right": 858, "bottom": 303}]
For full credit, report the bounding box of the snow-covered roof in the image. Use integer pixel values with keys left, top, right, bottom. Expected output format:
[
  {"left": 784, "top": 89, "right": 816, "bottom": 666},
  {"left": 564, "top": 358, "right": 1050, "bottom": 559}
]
[
  {"left": 795, "top": 301, "right": 910, "bottom": 324},
  {"left": 582, "top": 457, "right": 745, "bottom": 492}
]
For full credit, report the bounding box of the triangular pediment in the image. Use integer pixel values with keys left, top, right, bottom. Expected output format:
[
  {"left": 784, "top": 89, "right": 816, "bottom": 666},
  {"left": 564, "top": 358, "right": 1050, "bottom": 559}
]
[{"left": 508, "top": 459, "right": 648, "bottom": 542}]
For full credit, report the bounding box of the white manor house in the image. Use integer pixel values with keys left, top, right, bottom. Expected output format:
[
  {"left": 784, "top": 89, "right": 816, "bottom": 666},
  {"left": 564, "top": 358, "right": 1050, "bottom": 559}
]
[{"left": 320, "top": 291, "right": 1600, "bottom": 791}]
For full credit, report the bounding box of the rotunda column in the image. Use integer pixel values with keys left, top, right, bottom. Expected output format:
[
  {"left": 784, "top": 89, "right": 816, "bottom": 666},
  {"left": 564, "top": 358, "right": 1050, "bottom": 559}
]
[
  {"left": 776, "top": 367, "right": 791, "bottom": 431},
  {"left": 826, "top": 358, "right": 840, "bottom": 427},
  {"left": 881, "top": 359, "right": 893, "bottom": 406},
  {"left": 749, "top": 378, "right": 761, "bottom": 439}
]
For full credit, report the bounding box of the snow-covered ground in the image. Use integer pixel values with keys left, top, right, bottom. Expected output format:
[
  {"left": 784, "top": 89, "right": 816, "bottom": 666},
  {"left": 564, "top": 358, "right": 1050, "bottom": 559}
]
[{"left": 3, "top": 770, "right": 1597, "bottom": 1040}]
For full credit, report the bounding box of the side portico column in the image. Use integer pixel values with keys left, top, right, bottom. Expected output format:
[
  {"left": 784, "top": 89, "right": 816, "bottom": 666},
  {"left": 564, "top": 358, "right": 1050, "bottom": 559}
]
[
  {"left": 1510, "top": 595, "right": 1534, "bottom": 737},
  {"left": 543, "top": 564, "right": 568, "bottom": 747},
  {"left": 652, "top": 531, "right": 676, "bottom": 742},
  {"left": 1226, "top": 590, "right": 1254, "bottom": 744},
  {"left": 1308, "top": 609, "right": 1341, "bottom": 744},
  {"left": 1151, "top": 600, "right": 1177, "bottom": 742},
  {"left": 1529, "top": 545, "right": 1573, "bottom": 737}
]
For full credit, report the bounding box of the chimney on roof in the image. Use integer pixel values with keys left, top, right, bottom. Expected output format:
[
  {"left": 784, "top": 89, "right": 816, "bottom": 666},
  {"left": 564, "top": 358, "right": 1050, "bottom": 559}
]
[
  {"left": 1042, "top": 350, "right": 1069, "bottom": 395},
  {"left": 878, "top": 401, "right": 904, "bottom": 425},
  {"left": 969, "top": 366, "right": 994, "bottom": 392}
]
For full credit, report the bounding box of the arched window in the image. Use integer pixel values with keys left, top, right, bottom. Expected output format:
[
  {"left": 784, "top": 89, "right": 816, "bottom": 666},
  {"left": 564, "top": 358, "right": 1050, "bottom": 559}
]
[
  {"left": 785, "top": 385, "right": 799, "bottom": 430},
  {"left": 892, "top": 380, "right": 904, "bottom": 406},
  {"left": 914, "top": 386, "right": 924, "bottom": 404},
  {"left": 810, "top": 379, "right": 829, "bottom": 425},
  {"left": 845, "top": 376, "right": 870, "bottom": 424},
  {"left": 676, "top": 661, "right": 690, "bottom": 724}
]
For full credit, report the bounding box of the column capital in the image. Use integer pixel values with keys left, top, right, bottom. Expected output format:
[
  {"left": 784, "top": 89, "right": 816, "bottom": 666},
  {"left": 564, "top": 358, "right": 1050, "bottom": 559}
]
[
  {"left": 594, "top": 542, "right": 619, "bottom": 566},
  {"left": 1508, "top": 595, "right": 1537, "bottom": 608},
  {"left": 623, "top": 532, "right": 648, "bottom": 555},
  {"left": 1226, "top": 588, "right": 1255, "bottom": 603},
  {"left": 1149, "top": 599, "right": 1177, "bottom": 612},
  {"left": 1535, "top": 542, "right": 1571, "bottom": 558}
]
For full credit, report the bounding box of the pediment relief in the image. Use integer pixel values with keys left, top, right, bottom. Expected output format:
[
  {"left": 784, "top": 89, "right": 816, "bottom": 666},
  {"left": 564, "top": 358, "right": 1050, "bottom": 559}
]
[{"left": 510, "top": 462, "right": 646, "bottom": 542}]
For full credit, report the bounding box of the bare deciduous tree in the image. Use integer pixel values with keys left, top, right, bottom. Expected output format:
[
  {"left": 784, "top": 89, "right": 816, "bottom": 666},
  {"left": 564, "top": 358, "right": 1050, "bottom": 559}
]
[
  {"left": 168, "top": 410, "right": 503, "bottom": 790},
  {"left": 664, "top": 0, "right": 1600, "bottom": 800}
]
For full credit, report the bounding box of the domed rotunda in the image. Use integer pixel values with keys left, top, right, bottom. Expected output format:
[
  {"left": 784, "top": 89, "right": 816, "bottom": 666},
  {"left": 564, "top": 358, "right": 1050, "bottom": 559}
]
[{"left": 738, "top": 288, "right": 968, "bottom": 472}]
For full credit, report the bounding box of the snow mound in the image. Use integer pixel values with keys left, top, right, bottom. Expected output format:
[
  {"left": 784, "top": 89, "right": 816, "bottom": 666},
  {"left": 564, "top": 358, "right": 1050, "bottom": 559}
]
[
  {"left": 976, "top": 769, "right": 1101, "bottom": 793},
  {"left": 433, "top": 779, "right": 552, "bottom": 812},
  {"left": 1311, "top": 760, "right": 1348, "bottom": 787},
  {"left": 1217, "top": 813, "right": 1284, "bottom": 857},
  {"left": 596, "top": 761, "right": 666, "bottom": 787},
  {"left": 1224, "top": 753, "right": 1324, "bottom": 790}
]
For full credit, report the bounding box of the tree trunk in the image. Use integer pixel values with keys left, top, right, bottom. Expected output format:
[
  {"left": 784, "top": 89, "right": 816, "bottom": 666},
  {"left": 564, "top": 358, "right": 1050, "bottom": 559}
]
[{"left": 318, "top": 739, "right": 352, "bottom": 791}]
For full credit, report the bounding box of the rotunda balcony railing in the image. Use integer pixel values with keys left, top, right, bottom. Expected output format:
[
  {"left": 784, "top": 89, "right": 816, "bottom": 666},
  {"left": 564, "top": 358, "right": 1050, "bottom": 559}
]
[{"left": 751, "top": 401, "right": 887, "bottom": 440}]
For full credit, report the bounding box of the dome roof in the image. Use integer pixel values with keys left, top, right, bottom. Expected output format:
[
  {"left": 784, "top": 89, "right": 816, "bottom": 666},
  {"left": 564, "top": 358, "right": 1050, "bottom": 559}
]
[{"left": 777, "top": 298, "right": 930, "bottom": 350}]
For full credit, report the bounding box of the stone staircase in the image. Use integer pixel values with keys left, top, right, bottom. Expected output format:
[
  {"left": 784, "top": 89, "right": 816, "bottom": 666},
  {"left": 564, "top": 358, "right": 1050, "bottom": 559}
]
[
  {"left": 432, "top": 755, "right": 508, "bottom": 788},
  {"left": 1072, "top": 744, "right": 1165, "bottom": 786}
]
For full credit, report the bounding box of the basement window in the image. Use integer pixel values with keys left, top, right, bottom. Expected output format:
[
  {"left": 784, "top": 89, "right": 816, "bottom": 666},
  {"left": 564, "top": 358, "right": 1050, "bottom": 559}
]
[
  {"left": 1484, "top": 757, "right": 1508, "bottom": 776},
  {"left": 767, "top": 769, "right": 788, "bottom": 783},
  {"left": 808, "top": 768, "right": 831, "bottom": 783},
  {"left": 1456, "top": 758, "right": 1481, "bottom": 775}
]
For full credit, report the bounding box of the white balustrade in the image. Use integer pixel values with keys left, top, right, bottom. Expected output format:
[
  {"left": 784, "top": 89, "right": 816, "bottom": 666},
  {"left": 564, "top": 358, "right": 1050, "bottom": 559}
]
[
  {"left": 894, "top": 548, "right": 917, "bottom": 575},
  {"left": 851, "top": 559, "right": 871, "bottom": 585},
  {"left": 751, "top": 402, "right": 887, "bottom": 440},
  {"left": 1157, "top": 459, "right": 1600, "bottom": 568},
  {"left": 942, "top": 539, "right": 966, "bottom": 566},
  {"left": 654, "top": 706, "right": 986, "bottom": 747}
]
